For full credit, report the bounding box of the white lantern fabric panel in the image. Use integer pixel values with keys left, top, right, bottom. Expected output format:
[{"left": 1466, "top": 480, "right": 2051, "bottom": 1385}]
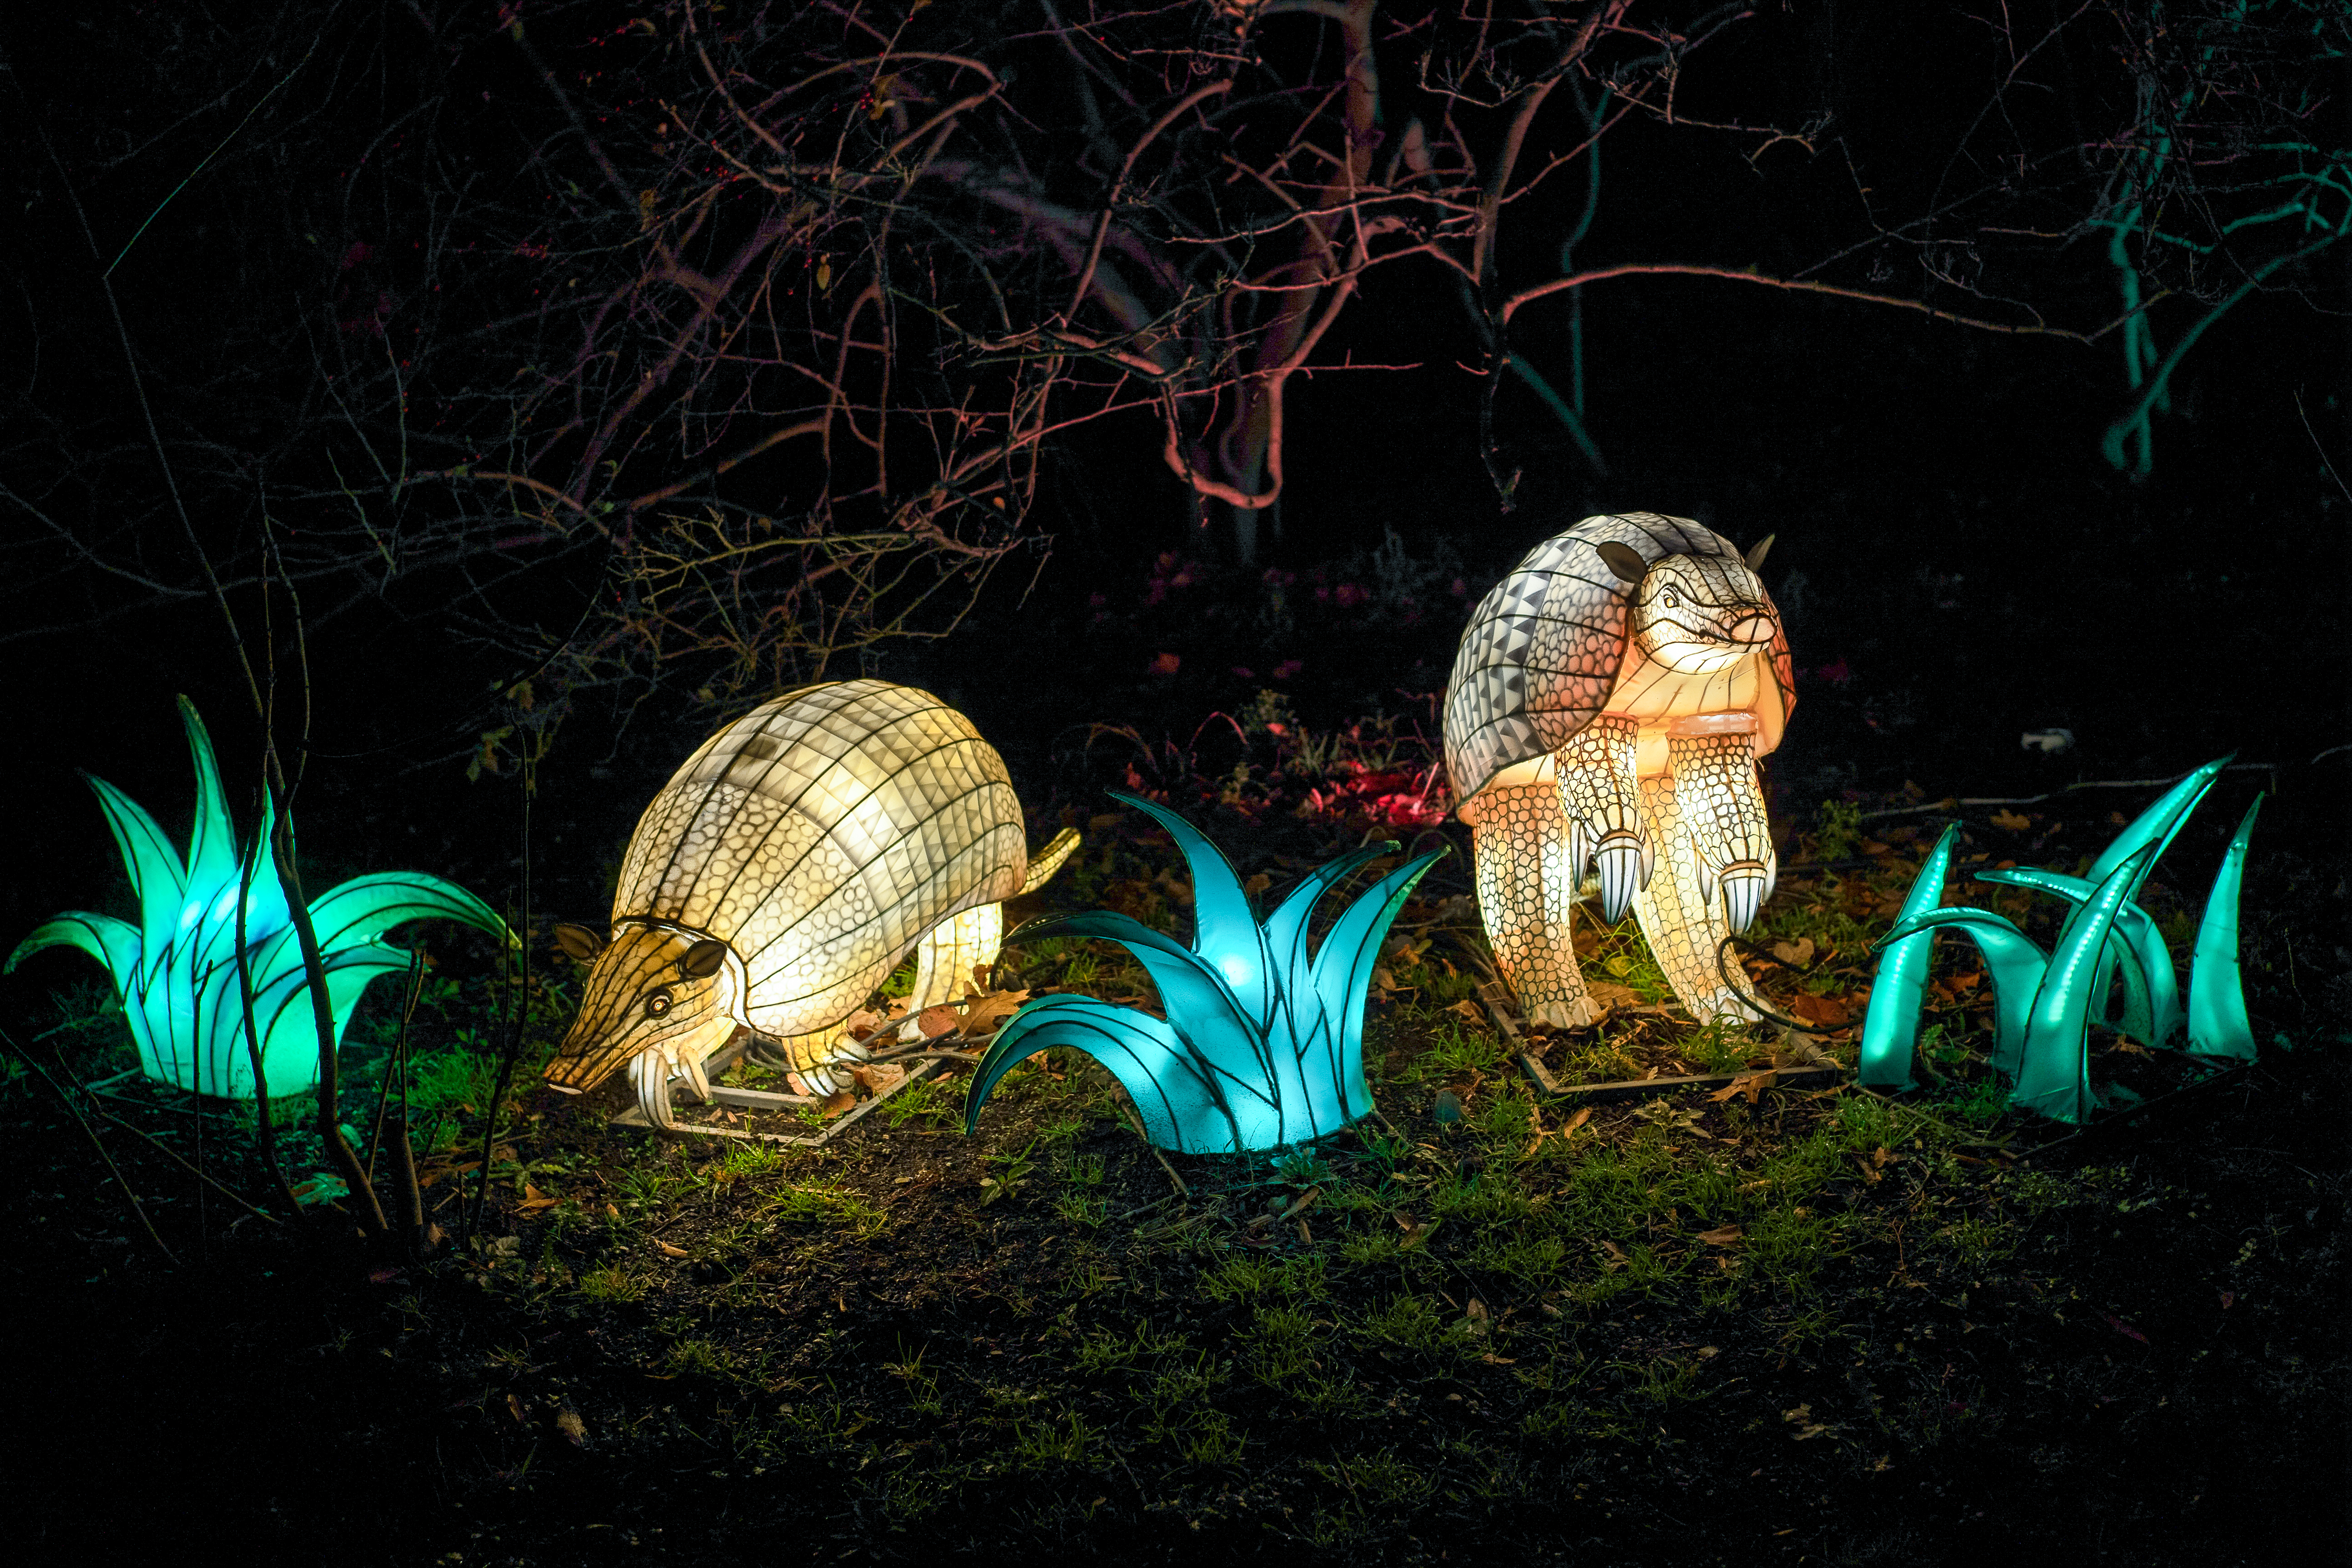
[{"left": 615, "top": 680, "right": 1029, "bottom": 1041}]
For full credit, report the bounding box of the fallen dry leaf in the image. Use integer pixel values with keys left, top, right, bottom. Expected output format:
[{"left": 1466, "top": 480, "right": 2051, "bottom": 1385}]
[
  {"left": 1598, "top": 1239, "right": 1630, "bottom": 1265},
  {"left": 1770, "top": 937, "right": 1816, "bottom": 967},
  {"left": 655, "top": 1239, "right": 690, "bottom": 1259},
  {"left": 913, "top": 1005, "right": 963, "bottom": 1041},
  {"left": 554, "top": 1407, "right": 586, "bottom": 1447},
  {"left": 1708, "top": 1070, "right": 1775, "bottom": 1106},
  {"left": 817, "top": 1090, "right": 857, "bottom": 1119},
  {"left": 1989, "top": 808, "right": 2034, "bottom": 832},
  {"left": 1786, "top": 992, "right": 1853, "bottom": 1029},
  {"left": 514, "top": 1182, "right": 558, "bottom": 1214},
  {"left": 1697, "top": 1224, "right": 1745, "bottom": 1246},
  {"left": 850, "top": 1062, "right": 908, "bottom": 1096},
  {"left": 1448, "top": 998, "right": 1486, "bottom": 1025},
  {"left": 959, "top": 989, "right": 1030, "bottom": 1034}
]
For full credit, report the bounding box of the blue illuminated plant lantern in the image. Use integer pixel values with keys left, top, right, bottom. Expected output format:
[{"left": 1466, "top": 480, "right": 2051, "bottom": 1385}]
[
  {"left": 1855, "top": 755, "right": 2262, "bottom": 1122},
  {"left": 965, "top": 794, "right": 1446, "bottom": 1154},
  {"left": 5, "top": 697, "right": 513, "bottom": 1100}
]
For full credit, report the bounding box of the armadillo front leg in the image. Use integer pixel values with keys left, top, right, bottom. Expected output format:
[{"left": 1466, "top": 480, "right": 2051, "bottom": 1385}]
[
  {"left": 1554, "top": 713, "right": 1652, "bottom": 923},
  {"left": 1630, "top": 772, "right": 1764, "bottom": 1025},
  {"left": 910, "top": 902, "right": 1004, "bottom": 1009},
  {"left": 1470, "top": 781, "right": 1598, "bottom": 1029},
  {"left": 1667, "top": 719, "right": 1776, "bottom": 934}
]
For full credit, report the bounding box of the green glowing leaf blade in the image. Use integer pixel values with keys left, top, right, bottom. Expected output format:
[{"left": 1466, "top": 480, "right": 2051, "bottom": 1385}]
[
  {"left": 2186, "top": 794, "right": 2261, "bottom": 1062},
  {"left": 2013, "top": 849, "right": 2149, "bottom": 1124},
  {"left": 1007, "top": 909, "right": 1259, "bottom": 1064},
  {"left": 7, "top": 912, "right": 141, "bottom": 989},
  {"left": 1306, "top": 848, "right": 1448, "bottom": 1124},
  {"left": 6, "top": 915, "right": 157, "bottom": 1081},
  {"left": 304, "top": 871, "right": 514, "bottom": 952},
  {"left": 1858, "top": 824, "right": 1959, "bottom": 1089},
  {"left": 1881, "top": 906, "right": 2046, "bottom": 1079},
  {"left": 1976, "top": 870, "right": 2173, "bottom": 1053},
  {"left": 83, "top": 773, "right": 189, "bottom": 979},
  {"left": 1978, "top": 868, "right": 2180, "bottom": 1047},
  {"left": 967, "top": 996, "right": 1266, "bottom": 1152},
  {"left": 203, "top": 938, "right": 410, "bottom": 1099},
  {"left": 1110, "top": 793, "right": 1274, "bottom": 1026},
  {"left": 175, "top": 696, "right": 241, "bottom": 897},
  {"left": 1264, "top": 846, "right": 1390, "bottom": 997},
  {"left": 2088, "top": 755, "right": 2230, "bottom": 888}
]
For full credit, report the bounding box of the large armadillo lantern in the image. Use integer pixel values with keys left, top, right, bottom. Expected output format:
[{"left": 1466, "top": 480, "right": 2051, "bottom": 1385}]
[
  {"left": 1443, "top": 513, "right": 1794, "bottom": 1027},
  {"left": 544, "top": 679, "right": 1077, "bottom": 1125}
]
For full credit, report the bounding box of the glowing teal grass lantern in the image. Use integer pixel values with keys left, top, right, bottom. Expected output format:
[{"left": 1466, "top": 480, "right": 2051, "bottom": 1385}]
[
  {"left": 5, "top": 697, "right": 513, "bottom": 1099},
  {"left": 1855, "top": 756, "right": 2261, "bottom": 1121},
  {"left": 965, "top": 794, "right": 1446, "bottom": 1154}
]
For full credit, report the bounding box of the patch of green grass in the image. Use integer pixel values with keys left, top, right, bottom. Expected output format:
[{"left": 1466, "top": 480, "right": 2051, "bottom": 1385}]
[
  {"left": 1352, "top": 1292, "right": 1475, "bottom": 1359},
  {"left": 1813, "top": 799, "right": 1866, "bottom": 861},
  {"left": 1237, "top": 1304, "right": 1323, "bottom": 1385},
  {"left": 1200, "top": 1251, "right": 1328, "bottom": 1305},
  {"left": 578, "top": 1263, "right": 649, "bottom": 1304},
  {"left": 1398, "top": 1013, "right": 1509, "bottom": 1083},
  {"left": 875, "top": 1071, "right": 959, "bottom": 1129},
  {"left": 1011, "top": 1409, "right": 1097, "bottom": 1468},
  {"left": 665, "top": 1338, "right": 734, "bottom": 1378},
  {"left": 764, "top": 1180, "right": 887, "bottom": 1238}
]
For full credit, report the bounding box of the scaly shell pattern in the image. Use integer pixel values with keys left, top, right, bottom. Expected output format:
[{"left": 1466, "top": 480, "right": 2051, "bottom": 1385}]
[
  {"left": 615, "top": 679, "right": 1029, "bottom": 1040},
  {"left": 1444, "top": 512, "right": 1792, "bottom": 802}
]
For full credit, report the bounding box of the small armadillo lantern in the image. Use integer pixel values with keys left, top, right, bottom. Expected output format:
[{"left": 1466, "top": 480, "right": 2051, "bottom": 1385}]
[
  {"left": 1443, "top": 513, "right": 1794, "bottom": 1027},
  {"left": 544, "top": 679, "right": 1077, "bottom": 1125}
]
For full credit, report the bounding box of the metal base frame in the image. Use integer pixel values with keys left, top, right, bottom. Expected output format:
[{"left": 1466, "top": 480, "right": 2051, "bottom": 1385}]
[
  {"left": 607, "top": 1036, "right": 954, "bottom": 1147},
  {"left": 1478, "top": 979, "right": 1846, "bottom": 1103}
]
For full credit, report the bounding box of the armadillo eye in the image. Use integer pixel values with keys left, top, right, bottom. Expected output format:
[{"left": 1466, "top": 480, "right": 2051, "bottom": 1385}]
[{"left": 645, "top": 989, "right": 673, "bottom": 1019}]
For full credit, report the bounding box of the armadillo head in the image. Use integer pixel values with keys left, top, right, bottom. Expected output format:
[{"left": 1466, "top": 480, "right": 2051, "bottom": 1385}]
[
  {"left": 543, "top": 924, "right": 744, "bottom": 1096},
  {"left": 1626, "top": 552, "right": 1779, "bottom": 676}
]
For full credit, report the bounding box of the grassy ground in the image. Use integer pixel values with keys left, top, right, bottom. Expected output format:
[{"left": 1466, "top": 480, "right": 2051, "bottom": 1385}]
[{"left": 2, "top": 753, "right": 2344, "bottom": 1565}]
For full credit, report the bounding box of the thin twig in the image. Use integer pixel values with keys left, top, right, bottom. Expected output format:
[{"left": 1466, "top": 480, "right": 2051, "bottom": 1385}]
[
  {"left": 76, "top": 1091, "right": 282, "bottom": 1225},
  {"left": 1855, "top": 762, "right": 2285, "bottom": 822},
  {"left": 1, "top": 1028, "right": 179, "bottom": 1265}
]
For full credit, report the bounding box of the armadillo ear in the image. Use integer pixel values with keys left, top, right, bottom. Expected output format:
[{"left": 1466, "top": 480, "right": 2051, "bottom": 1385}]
[
  {"left": 1594, "top": 541, "right": 1648, "bottom": 585},
  {"left": 679, "top": 940, "right": 731, "bottom": 980},
  {"left": 1742, "top": 534, "right": 1775, "bottom": 573},
  {"left": 552, "top": 923, "right": 606, "bottom": 962}
]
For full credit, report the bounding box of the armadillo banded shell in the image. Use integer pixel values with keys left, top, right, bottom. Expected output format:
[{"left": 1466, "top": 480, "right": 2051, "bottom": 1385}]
[
  {"left": 614, "top": 679, "right": 1026, "bottom": 1035},
  {"left": 1444, "top": 513, "right": 1779, "bottom": 804}
]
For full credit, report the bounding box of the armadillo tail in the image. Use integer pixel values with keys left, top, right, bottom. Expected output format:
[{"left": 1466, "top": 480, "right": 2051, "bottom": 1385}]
[{"left": 1019, "top": 827, "right": 1082, "bottom": 895}]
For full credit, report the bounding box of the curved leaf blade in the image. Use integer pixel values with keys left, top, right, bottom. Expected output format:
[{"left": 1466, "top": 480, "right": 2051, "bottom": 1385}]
[
  {"left": 1108, "top": 792, "right": 1273, "bottom": 1025},
  {"left": 2186, "top": 794, "right": 2261, "bottom": 1062},
  {"left": 1882, "top": 906, "right": 2048, "bottom": 1080},
  {"left": 967, "top": 996, "right": 1260, "bottom": 1152},
  {"left": 2014, "top": 849, "right": 2149, "bottom": 1124},
  {"left": 1859, "top": 823, "right": 1959, "bottom": 1090}
]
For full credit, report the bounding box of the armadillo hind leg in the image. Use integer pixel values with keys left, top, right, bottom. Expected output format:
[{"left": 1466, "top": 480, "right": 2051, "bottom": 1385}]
[
  {"left": 1471, "top": 781, "right": 1599, "bottom": 1029},
  {"left": 758, "top": 1023, "right": 869, "bottom": 1097},
  {"left": 1553, "top": 713, "right": 1651, "bottom": 923},
  {"left": 1667, "top": 729, "right": 1776, "bottom": 935},
  {"left": 910, "top": 902, "right": 1005, "bottom": 1009},
  {"left": 1629, "top": 773, "right": 1763, "bottom": 1025}
]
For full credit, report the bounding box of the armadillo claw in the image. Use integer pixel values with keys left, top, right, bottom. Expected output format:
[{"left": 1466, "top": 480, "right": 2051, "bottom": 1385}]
[
  {"left": 629, "top": 1053, "right": 678, "bottom": 1130},
  {"left": 1594, "top": 832, "right": 1648, "bottom": 924},
  {"left": 1715, "top": 862, "right": 1770, "bottom": 934}
]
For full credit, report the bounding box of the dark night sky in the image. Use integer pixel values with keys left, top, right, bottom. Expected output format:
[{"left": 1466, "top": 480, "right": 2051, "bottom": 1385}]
[{"left": 3, "top": 2, "right": 2345, "bottom": 950}]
